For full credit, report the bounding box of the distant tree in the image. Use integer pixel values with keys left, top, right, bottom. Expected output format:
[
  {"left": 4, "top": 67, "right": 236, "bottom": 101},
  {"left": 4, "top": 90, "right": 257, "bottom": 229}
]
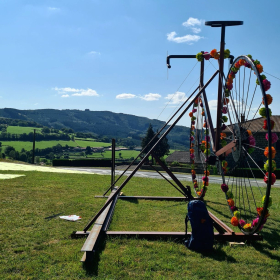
[
  {"left": 42, "top": 127, "right": 50, "bottom": 133},
  {"left": 119, "top": 152, "right": 122, "bottom": 159},
  {"left": 85, "top": 146, "right": 92, "bottom": 155},
  {"left": 141, "top": 124, "right": 169, "bottom": 163},
  {"left": 9, "top": 150, "right": 16, "bottom": 159},
  {"left": 5, "top": 146, "right": 15, "bottom": 155},
  {"left": 19, "top": 153, "right": 27, "bottom": 162}
]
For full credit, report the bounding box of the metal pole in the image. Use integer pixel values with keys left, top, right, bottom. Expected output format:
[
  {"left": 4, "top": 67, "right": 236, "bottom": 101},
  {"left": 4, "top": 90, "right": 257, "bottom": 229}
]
[
  {"left": 215, "top": 25, "right": 226, "bottom": 152},
  {"left": 32, "top": 129, "right": 36, "bottom": 164},
  {"left": 111, "top": 139, "right": 115, "bottom": 190}
]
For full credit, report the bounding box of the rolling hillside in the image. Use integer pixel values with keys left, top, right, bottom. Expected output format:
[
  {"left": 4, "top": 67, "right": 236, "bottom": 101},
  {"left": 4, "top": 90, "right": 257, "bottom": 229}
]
[{"left": 0, "top": 108, "right": 190, "bottom": 149}]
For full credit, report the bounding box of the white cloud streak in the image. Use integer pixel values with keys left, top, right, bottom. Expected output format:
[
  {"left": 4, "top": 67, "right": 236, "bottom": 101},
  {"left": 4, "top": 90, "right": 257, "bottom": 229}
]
[
  {"left": 53, "top": 87, "right": 99, "bottom": 97},
  {"left": 88, "top": 51, "right": 101, "bottom": 56},
  {"left": 165, "top": 92, "right": 186, "bottom": 104},
  {"left": 116, "top": 93, "right": 136, "bottom": 99},
  {"left": 140, "top": 93, "right": 161, "bottom": 101},
  {"left": 182, "top": 17, "right": 204, "bottom": 28},
  {"left": 167, "top": 31, "right": 202, "bottom": 44}
]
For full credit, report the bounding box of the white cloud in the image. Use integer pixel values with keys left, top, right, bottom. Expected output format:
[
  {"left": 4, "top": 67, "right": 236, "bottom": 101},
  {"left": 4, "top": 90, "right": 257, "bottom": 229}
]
[
  {"left": 140, "top": 93, "right": 161, "bottom": 101},
  {"left": 182, "top": 17, "right": 204, "bottom": 28},
  {"left": 192, "top": 27, "right": 201, "bottom": 34},
  {"left": 165, "top": 92, "right": 186, "bottom": 104},
  {"left": 53, "top": 87, "right": 99, "bottom": 97},
  {"left": 88, "top": 51, "right": 101, "bottom": 56},
  {"left": 167, "top": 31, "right": 202, "bottom": 44},
  {"left": 116, "top": 93, "right": 136, "bottom": 99},
  {"left": 48, "top": 7, "right": 60, "bottom": 11},
  {"left": 72, "top": 89, "right": 98, "bottom": 96},
  {"left": 208, "top": 100, "right": 217, "bottom": 111}
]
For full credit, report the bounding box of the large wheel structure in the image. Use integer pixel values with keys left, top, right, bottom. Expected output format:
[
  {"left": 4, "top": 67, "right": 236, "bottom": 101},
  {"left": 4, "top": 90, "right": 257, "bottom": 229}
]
[{"left": 219, "top": 55, "right": 274, "bottom": 234}]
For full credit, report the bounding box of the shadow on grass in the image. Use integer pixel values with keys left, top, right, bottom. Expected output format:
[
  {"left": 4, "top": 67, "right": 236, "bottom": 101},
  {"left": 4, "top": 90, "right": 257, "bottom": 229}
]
[
  {"left": 119, "top": 198, "right": 139, "bottom": 204},
  {"left": 82, "top": 236, "right": 107, "bottom": 276}
]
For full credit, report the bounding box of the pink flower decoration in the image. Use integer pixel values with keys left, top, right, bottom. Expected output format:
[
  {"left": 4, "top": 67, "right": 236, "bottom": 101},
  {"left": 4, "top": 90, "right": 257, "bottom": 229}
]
[
  {"left": 190, "top": 136, "right": 194, "bottom": 141},
  {"left": 192, "top": 108, "right": 197, "bottom": 113},
  {"left": 227, "top": 83, "right": 233, "bottom": 90},
  {"left": 244, "top": 62, "right": 251, "bottom": 68},
  {"left": 192, "top": 174, "right": 196, "bottom": 180},
  {"left": 221, "top": 124, "right": 227, "bottom": 130},
  {"left": 239, "top": 219, "right": 246, "bottom": 227},
  {"left": 200, "top": 102, "right": 204, "bottom": 107},
  {"left": 221, "top": 183, "right": 228, "bottom": 192},
  {"left": 222, "top": 106, "right": 228, "bottom": 114},
  {"left": 231, "top": 206, "right": 238, "bottom": 212},
  {"left": 202, "top": 176, "right": 208, "bottom": 182},
  {"left": 205, "top": 136, "right": 210, "bottom": 142},
  {"left": 264, "top": 172, "right": 276, "bottom": 185},
  {"left": 248, "top": 136, "right": 256, "bottom": 147},
  {"left": 266, "top": 132, "right": 278, "bottom": 144},
  {"left": 262, "top": 79, "right": 271, "bottom": 91},
  {"left": 252, "top": 217, "right": 259, "bottom": 228},
  {"left": 191, "top": 121, "right": 195, "bottom": 125},
  {"left": 190, "top": 153, "right": 195, "bottom": 160},
  {"left": 204, "top": 52, "right": 211, "bottom": 60}
]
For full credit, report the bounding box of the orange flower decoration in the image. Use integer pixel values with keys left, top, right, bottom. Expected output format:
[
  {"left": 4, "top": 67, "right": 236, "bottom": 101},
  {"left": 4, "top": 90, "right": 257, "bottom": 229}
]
[
  {"left": 204, "top": 170, "right": 210, "bottom": 176},
  {"left": 247, "top": 130, "right": 252, "bottom": 136},
  {"left": 210, "top": 49, "right": 217, "bottom": 57},
  {"left": 227, "top": 199, "right": 234, "bottom": 207},
  {"left": 220, "top": 133, "right": 226, "bottom": 139},
  {"left": 231, "top": 216, "right": 239, "bottom": 226},
  {"left": 197, "top": 191, "right": 202, "bottom": 196},
  {"left": 264, "top": 147, "right": 276, "bottom": 159},
  {"left": 191, "top": 169, "right": 196, "bottom": 175},
  {"left": 256, "top": 64, "right": 263, "bottom": 73},
  {"left": 204, "top": 181, "right": 209, "bottom": 186},
  {"left": 191, "top": 143, "right": 194, "bottom": 148},
  {"left": 223, "top": 162, "right": 228, "bottom": 168},
  {"left": 190, "top": 148, "right": 194, "bottom": 154},
  {"left": 227, "top": 77, "right": 233, "bottom": 84},
  {"left": 234, "top": 62, "right": 240, "bottom": 69},
  {"left": 191, "top": 125, "right": 195, "bottom": 130},
  {"left": 262, "top": 94, "right": 273, "bottom": 105},
  {"left": 229, "top": 74, "right": 235, "bottom": 79},
  {"left": 201, "top": 111, "right": 205, "bottom": 116},
  {"left": 257, "top": 207, "right": 270, "bottom": 218},
  {"left": 203, "top": 122, "right": 206, "bottom": 128},
  {"left": 238, "top": 59, "right": 246, "bottom": 66},
  {"left": 223, "top": 98, "right": 229, "bottom": 105},
  {"left": 189, "top": 112, "right": 193, "bottom": 117},
  {"left": 194, "top": 98, "right": 199, "bottom": 104}
]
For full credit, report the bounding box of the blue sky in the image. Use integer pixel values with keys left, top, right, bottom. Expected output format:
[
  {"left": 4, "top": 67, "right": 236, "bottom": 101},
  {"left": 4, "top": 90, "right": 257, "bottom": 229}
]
[{"left": 0, "top": 0, "right": 280, "bottom": 125}]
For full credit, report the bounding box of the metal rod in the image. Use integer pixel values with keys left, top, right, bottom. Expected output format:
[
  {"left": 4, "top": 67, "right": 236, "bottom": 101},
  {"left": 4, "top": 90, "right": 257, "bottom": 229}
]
[
  {"left": 83, "top": 70, "right": 219, "bottom": 232},
  {"left": 102, "top": 85, "right": 200, "bottom": 196},
  {"left": 32, "top": 129, "right": 36, "bottom": 164},
  {"left": 111, "top": 138, "right": 115, "bottom": 190},
  {"left": 215, "top": 25, "right": 226, "bottom": 152}
]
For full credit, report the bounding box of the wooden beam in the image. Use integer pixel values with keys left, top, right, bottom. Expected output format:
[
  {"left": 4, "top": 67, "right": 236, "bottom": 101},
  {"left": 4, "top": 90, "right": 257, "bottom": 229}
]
[
  {"left": 208, "top": 211, "right": 234, "bottom": 234},
  {"left": 95, "top": 195, "right": 187, "bottom": 201},
  {"left": 80, "top": 187, "right": 119, "bottom": 262},
  {"left": 106, "top": 231, "right": 262, "bottom": 241}
]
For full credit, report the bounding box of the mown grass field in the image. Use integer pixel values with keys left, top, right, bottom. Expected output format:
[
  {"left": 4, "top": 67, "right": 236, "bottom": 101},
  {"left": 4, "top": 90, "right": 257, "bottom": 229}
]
[
  {"left": 1, "top": 168, "right": 280, "bottom": 279},
  {"left": 6, "top": 126, "right": 41, "bottom": 134}
]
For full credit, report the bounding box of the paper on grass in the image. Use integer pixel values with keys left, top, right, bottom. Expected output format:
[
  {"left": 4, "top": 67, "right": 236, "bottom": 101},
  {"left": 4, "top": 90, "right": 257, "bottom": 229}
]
[{"left": 59, "top": 215, "right": 81, "bottom": 221}]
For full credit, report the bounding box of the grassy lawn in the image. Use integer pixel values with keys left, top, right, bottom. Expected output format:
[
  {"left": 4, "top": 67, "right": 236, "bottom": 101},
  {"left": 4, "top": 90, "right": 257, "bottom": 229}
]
[
  {"left": 74, "top": 140, "right": 111, "bottom": 148},
  {"left": 1, "top": 170, "right": 280, "bottom": 279}
]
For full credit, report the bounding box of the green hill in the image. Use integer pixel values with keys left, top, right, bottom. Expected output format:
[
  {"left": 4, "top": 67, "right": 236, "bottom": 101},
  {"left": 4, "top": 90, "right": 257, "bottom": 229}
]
[{"left": 0, "top": 108, "right": 190, "bottom": 149}]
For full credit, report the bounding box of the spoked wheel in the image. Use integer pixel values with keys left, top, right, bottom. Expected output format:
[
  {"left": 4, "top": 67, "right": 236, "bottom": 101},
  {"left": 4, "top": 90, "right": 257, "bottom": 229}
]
[
  {"left": 220, "top": 55, "right": 275, "bottom": 234},
  {"left": 189, "top": 96, "right": 211, "bottom": 198}
]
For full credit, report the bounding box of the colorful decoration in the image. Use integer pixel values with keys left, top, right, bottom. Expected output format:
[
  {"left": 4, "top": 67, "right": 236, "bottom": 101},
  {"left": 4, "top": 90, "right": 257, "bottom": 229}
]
[{"left": 266, "top": 132, "right": 278, "bottom": 144}]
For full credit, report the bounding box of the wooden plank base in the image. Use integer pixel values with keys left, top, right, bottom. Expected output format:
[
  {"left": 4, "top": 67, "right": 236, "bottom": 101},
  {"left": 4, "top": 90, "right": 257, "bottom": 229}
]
[
  {"left": 95, "top": 195, "right": 187, "bottom": 201},
  {"left": 106, "top": 231, "right": 262, "bottom": 241}
]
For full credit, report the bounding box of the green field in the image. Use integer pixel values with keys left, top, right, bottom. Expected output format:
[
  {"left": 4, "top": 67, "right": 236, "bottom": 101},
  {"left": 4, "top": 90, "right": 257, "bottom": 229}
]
[
  {"left": 6, "top": 126, "right": 41, "bottom": 134},
  {"left": 1, "top": 168, "right": 280, "bottom": 279},
  {"left": 0, "top": 140, "right": 111, "bottom": 152}
]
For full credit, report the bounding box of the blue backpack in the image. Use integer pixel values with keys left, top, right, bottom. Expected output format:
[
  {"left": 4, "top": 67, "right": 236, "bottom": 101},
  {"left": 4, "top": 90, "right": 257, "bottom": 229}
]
[{"left": 185, "top": 200, "right": 214, "bottom": 251}]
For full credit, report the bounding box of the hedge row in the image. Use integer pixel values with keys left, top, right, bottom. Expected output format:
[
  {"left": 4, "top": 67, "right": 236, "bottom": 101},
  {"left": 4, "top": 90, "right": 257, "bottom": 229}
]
[{"left": 53, "top": 159, "right": 112, "bottom": 167}]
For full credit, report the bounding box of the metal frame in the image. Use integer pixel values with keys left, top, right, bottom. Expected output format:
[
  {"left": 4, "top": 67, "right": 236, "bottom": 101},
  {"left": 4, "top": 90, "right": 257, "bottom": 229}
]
[{"left": 71, "top": 20, "right": 263, "bottom": 263}]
